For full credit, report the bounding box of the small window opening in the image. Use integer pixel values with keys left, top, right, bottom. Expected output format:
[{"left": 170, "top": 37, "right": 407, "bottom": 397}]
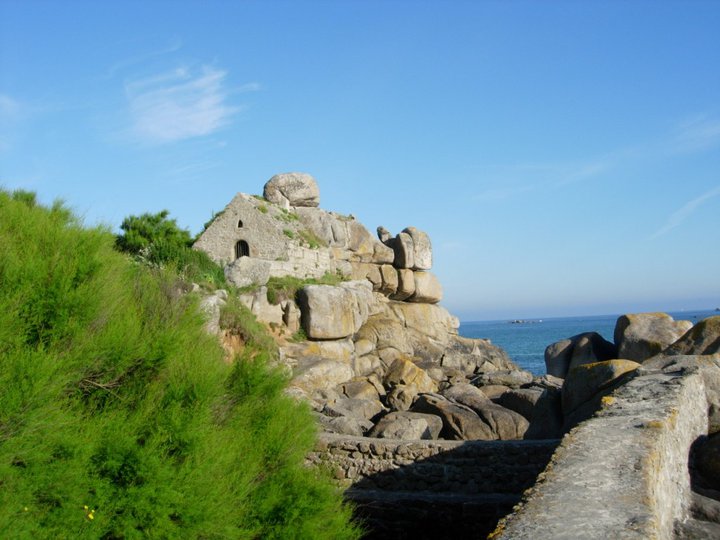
[
  {"left": 235, "top": 240, "right": 249, "bottom": 259},
  {"left": 237, "top": 219, "right": 243, "bottom": 228}
]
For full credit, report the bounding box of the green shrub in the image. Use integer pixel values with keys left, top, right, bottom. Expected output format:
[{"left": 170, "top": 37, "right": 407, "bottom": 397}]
[
  {"left": 0, "top": 191, "right": 361, "bottom": 539},
  {"left": 116, "top": 210, "right": 225, "bottom": 288},
  {"left": 283, "top": 229, "right": 295, "bottom": 239}
]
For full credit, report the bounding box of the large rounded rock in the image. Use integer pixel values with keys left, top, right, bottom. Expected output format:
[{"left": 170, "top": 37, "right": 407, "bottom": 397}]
[
  {"left": 368, "top": 411, "right": 443, "bottom": 440},
  {"left": 411, "top": 393, "right": 495, "bottom": 440},
  {"left": 409, "top": 271, "right": 443, "bottom": 304},
  {"left": 402, "top": 226, "right": 432, "bottom": 270},
  {"left": 662, "top": 316, "right": 720, "bottom": 356},
  {"left": 544, "top": 332, "right": 617, "bottom": 379},
  {"left": 384, "top": 356, "right": 437, "bottom": 394},
  {"left": 263, "top": 172, "right": 320, "bottom": 208},
  {"left": 224, "top": 257, "right": 271, "bottom": 288},
  {"left": 290, "top": 358, "right": 354, "bottom": 393},
  {"left": 561, "top": 359, "right": 641, "bottom": 416},
  {"left": 297, "top": 280, "right": 373, "bottom": 340},
  {"left": 614, "top": 312, "right": 693, "bottom": 362},
  {"left": 444, "top": 384, "right": 528, "bottom": 440},
  {"left": 392, "top": 232, "right": 414, "bottom": 269}
]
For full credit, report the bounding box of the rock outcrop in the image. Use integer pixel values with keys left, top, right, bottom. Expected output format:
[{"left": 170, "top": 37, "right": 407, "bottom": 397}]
[{"left": 263, "top": 172, "right": 320, "bottom": 208}]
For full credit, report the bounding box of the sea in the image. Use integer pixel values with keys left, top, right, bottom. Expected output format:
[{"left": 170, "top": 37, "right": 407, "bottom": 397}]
[{"left": 459, "top": 309, "right": 719, "bottom": 376}]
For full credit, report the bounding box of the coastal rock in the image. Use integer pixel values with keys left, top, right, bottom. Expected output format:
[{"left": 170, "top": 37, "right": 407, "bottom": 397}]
[
  {"left": 409, "top": 271, "right": 443, "bottom": 304},
  {"left": 340, "top": 380, "right": 380, "bottom": 401},
  {"left": 478, "top": 385, "right": 511, "bottom": 400},
  {"left": 379, "top": 264, "right": 398, "bottom": 296},
  {"left": 444, "top": 384, "right": 528, "bottom": 440},
  {"left": 561, "top": 359, "right": 641, "bottom": 417},
  {"left": 291, "top": 358, "right": 354, "bottom": 394},
  {"left": 662, "top": 316, "right": 720, "bottom": 356},
  {"left": 402, "top": 226, "right": 432, "bottom": 270},
  {"left": 224, "top": 257, "right": 271, "bottom": 288},
  {"left": 523, "top": 388, "right": 564, "bottom": 440},
  {"left": 473, "top": 370, "right": 533, "bottom": 388},
  {"left": 315, "top": 413, "right": 372, "bottom": 437},
  {"left": 386, "top": 384, "right": 418, "bottom": 411},
  {"left": 393, "top": 232, "right": 414, "bottom": 269},
  {"left": 298, "top": 280, "right": 373, "bottom": 339},
  {"left": 392, "top": 268, "right": 416, "bottom": 301},
  {"left": 496, "top": 388, "right": 544, "bottom": 421},
  {"left": 372, "top": 242, "right": 395, "bottom": 264},
  {"left": 356, "top": 316, "right": 413, "bottom": 356},
  {"left": 376, "top": 226, "right": 392, "bottom": 244},
  {"left": 383, "top": 356, "right": 438, "bottom": 394},
  {"left": 640, "top": 354, "right": 720, "bottom": 433},
  {"left": 614, "top": 312, "right": 693, "bottom": 362},
  {"left": 544, "top": 332, "right": 617, "bottom": 379},
  {"left": 368, "top": 411, "right": 443, "bottom": 440},
  {"left": 199, "top": 289, "right": 227, "bottom": 335},
  {"left": 263, "top": 172, "right": 320, "bottom": 208},
  {"left": 442, "top": 335, "right": 517, "bottom": 374},
  {"left": 324, "top": 397, "right": 385, "bottom": 422},
  {"left": 411, "top": 393, "right": 496, "bottom": 440}
]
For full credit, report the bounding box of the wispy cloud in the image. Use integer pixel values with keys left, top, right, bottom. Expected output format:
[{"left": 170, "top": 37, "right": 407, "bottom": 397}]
[
  {"left": 650, "top": 185, "right": 720, "bottom": 239},
  {"left": 673, "top": 114, "right": 720, "bottom": 153},
  {"left": 124, "top": 66, "right": 248, "bottom": 144},
  {"left": 0, "top": 94, "right": 21, "bottom": 118}
]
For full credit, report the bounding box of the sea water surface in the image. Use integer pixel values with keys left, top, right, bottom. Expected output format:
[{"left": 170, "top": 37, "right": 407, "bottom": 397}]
[{"left": 459, "top": 309, "right": 718, "bottom": 376}]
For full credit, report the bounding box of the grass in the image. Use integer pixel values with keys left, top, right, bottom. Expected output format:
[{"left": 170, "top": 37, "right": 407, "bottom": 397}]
[
  {"left": 298, "top": 229, "right": 327, "bottom": 249},
  {"left": 0, "top": 189, "right": 361, "bottom": 539},
  {"left": 275, "top": 209, "right": 300, "bottom": 223},
  {"left": 283, "top": 229, "right": 295, "bottom": 239},
  {"left": 265, "top": 272, "right": 345, "bottom": 305},
  {"left": 257, "top": 204, "right": 268, "bottom": 214}
]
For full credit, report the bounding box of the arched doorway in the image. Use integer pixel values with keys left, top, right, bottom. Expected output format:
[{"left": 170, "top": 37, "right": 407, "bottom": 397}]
[{"left": 235, "top": 240, "right": 249, "bottom": 259}]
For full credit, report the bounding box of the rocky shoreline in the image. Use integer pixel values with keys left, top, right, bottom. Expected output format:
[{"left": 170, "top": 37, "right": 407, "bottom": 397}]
[{"left": 194, "top": 173, "right": 720, "bottom": 538}]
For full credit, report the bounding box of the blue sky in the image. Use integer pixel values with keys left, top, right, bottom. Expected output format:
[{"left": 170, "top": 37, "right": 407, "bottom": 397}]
[{"left": 1, "top": 1, "right": 719, "bottom": 320}]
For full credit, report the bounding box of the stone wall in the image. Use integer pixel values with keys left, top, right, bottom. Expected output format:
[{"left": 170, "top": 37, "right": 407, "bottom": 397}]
[
  {"left": 493, "top": 365, "right": 710, "bottom": 539},
  {"left": 307, "top": 433, "right": 558, "bottom": 494}
]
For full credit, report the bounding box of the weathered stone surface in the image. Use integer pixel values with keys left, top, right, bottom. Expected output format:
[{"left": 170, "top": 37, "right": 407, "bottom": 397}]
[
  {"left": 409, "top": 271, "right": 442, "bottom": 304},
  {"left": 356, "top": 316, "right": 413, "bottom": 356},
  {"left": 562, "top": 359, "right": 641, "bottom": 416},
  {"left": 544, "top": 332, "right": 617, "bottom": 379},
  {"left": 478, "top": 385, "right": 510, "bottom": 399},
  {"left": 496, "top": 388, "right": 544, "bottom": 421},
  {"left": 372, "top": 242, "right": 395, "bottom": 264},
  {"left": 224, "top": 257, "right": 271, "bottom": 288},
  {"left": 523, "top": 388, "right": 564, "bottom": 440},
  {"left": 411, "top": 393, "right": 495, "bottom": 440},
  {"left": 402, "top": 226, "right": 432, "bottom": 270},
  {"left": 641, "top": 354, "right": 720, "bottom": 433},
  {"left": 473, "top": 370, "right": 533, "bottom": 388},
  {"left": 444, "top": 384, "right": 528, "bottom": 440},
  {"left": 298, "top": 281, "right": 373, "bottom": 339},
  {"left": 384, "top": 357, "right": 437, "bottom": 394},
  {"left": 392, "top": 268, "right": 416, "bottom": 301},
  {"left": 393, "top": 232, "right": 414, "bottom": 269},
  {"left": 340, "top": 380, "right": 380, "bottom": 401},
  {"left": 282, "top": 300, "right": 301, "bottom": 333},
  {"left": 325, "top": 397, "right": 385, "bottom": 422},
  {"left": 263, "top": 172, "right": 320, "bottom": 207},
  {"left": 495, "top": 366, "right": 708, "bottom": 540},
  {"left": 379, "top": 264, "right": 398, "bottom": 296},
  {"left": 663, "top": 316, "right": 720, "bottom": 356},
  {"left": 314, "top": 413, "right": 372, "bottom": 436},
  {"left": 351, "top": 353, "right": 382, "bottom": 378},
  {"left": 291, "top": 358, "right": 353, "bottom": 393},
  {"left": 199, "top": 289, "right": 227, "bottom": 335},
  {"left": 442, "top": 335, "right": 517, "bottom": 375},
  {"left": 614, "top": 312, "right": 693, "bottom": 362},
  {"left": 386, "top": 384, "right": 418, "bottom": 411},
  {"left": 368, "top": 411, "right": 443, "bottom": 440},
  {"left": 282, "top": 338, "right": 355, "bottom": 366},
  {"left": 388, "top": 302, "right": 459, "bottom": 344},
  {"left": 376, "top": 226, "right": 392, "bottom": 244}
]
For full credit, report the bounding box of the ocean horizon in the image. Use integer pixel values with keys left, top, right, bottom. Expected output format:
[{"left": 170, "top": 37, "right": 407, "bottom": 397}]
[{"left": 459, "top": 308, "right": 719, "bottom": 376}]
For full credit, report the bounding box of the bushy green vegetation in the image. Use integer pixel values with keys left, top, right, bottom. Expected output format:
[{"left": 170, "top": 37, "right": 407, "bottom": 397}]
[
  {"left": 116, "top": 210, "right": 225, "bottom": 289},
  {"left": 0, "top": 191, "right": 361, "bottom": 539},
  {"left": 265, "top": 273, "right": 345, "bottom": 305}
]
